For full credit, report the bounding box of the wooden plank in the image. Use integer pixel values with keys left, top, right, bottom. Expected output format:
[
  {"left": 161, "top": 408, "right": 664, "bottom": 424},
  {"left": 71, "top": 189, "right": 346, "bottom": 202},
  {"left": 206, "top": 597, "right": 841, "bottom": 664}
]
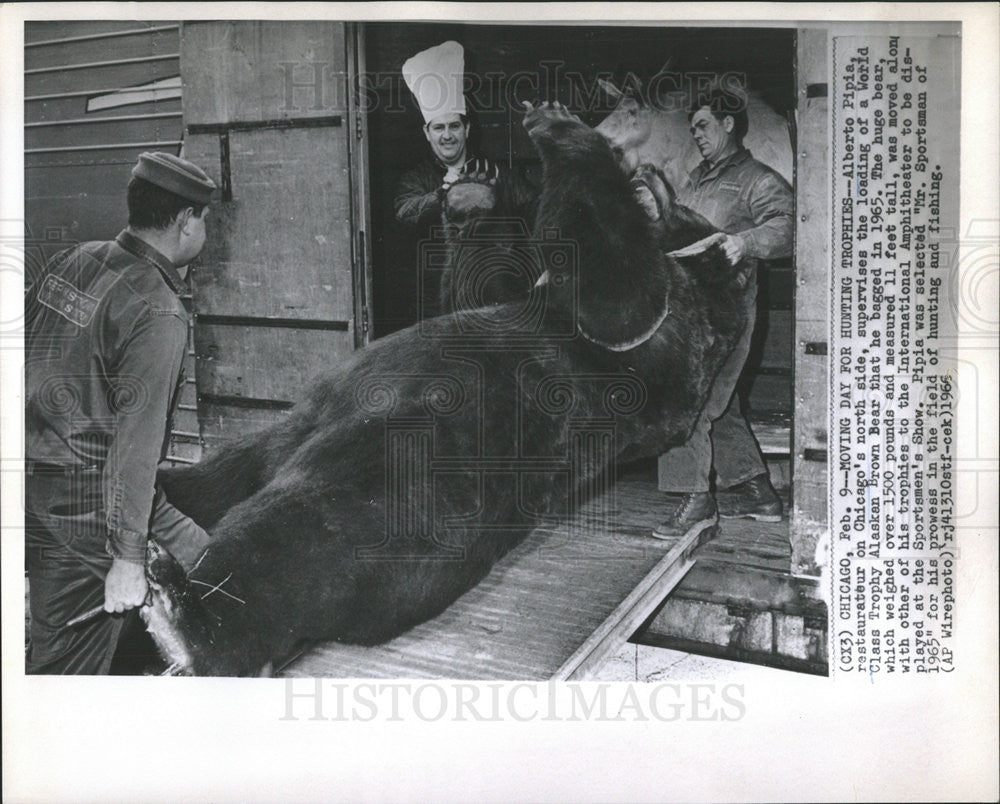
[
  {"left": 693, "top": 506, "right": 792, "bottom": 572},
  {"left": 791, "top": 28, "right": 830, "bottom": 576},
  {"left": 179, "top": 22, "right": 360, "bottom": 464},
  {"left": 180, "top": 21, "right": 347, "bottom": 125},
  {"left": 747, "top": 372, "right": 792, "bottom": 414},
  {"left": 184, "top": 129, "right": 354, "bottom": 320},
  {"left": 757, "top": 309, "right": 793, "bottom": 369},
  {"left": 277, "top": 478, "right": 800, "bottom": 680},
  {"left": 552, "top": 519, "right": 715, "bottom": 680},
  {"left": 753, "top": 419, "right": 791, "bottom": 455},
  {"left": 24, "top": 187, "right": 125, "bottom": 242},
  {"left": 26, "top": 96, "right": 183, "bottom": 126},
  {"left": 194, "top": 324, "right": 355, "bottom": 402},
  {"left": 280, "top": 479, "right": 718, "bottom": 679},
  {"left": 346, "top": 22, "right": 373, "bottom": 348},
  {"left": 165, "top": 439, "right": 201, "bottom": 463},
  {"left": 198, "top": 403, "right": 289, "bottom": 451}
]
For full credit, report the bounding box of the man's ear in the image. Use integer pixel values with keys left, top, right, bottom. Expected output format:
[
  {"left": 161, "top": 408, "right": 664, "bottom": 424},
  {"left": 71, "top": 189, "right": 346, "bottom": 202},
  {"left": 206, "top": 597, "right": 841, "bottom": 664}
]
[
  {"left": 176, "top": 206, "right": 194, "bottom": 234},
  {"left": 722, "top": 115, "right": 735, "bottom": 135},
  {"left": 423, "top": 124, "right": 432, "bottom": 143}
]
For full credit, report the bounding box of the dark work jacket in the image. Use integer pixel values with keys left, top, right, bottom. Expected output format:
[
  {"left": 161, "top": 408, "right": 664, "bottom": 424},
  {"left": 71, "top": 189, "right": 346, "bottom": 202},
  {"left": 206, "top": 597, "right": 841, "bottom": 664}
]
[
  {"left": 393, "top": 152, "right": 538, "bottom": 230},
  {"left": 25, "top": 230, "right": 189, "bottom": 563},
  {"left": 679, "top": 147, "right": 794, "bottom": 260},
  {"left": 393, "top": 152, "right": 539, "bottom": 321}
]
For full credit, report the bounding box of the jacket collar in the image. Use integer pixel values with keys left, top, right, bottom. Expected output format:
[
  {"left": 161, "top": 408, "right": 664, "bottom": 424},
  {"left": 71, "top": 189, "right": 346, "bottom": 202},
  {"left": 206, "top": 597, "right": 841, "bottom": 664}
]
[
  {"left": 693, "top": 147, "right": 753, "bottom": 183},
  {"left": 428, "top": 149, "right": 478, "bottom": 174},
  {"left": 115, "top": 230, "right": 187, "bottom": 295}
]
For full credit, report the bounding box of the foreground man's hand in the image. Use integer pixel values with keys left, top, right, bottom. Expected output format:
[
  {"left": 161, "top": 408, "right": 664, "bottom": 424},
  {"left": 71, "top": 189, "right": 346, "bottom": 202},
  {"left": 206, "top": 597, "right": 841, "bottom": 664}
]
[
  {"left": 720, "top": 234, "right": 746, "bottom": 265},
  {"left": 105, "top": 558, "right": 148, "bottom": 613}
]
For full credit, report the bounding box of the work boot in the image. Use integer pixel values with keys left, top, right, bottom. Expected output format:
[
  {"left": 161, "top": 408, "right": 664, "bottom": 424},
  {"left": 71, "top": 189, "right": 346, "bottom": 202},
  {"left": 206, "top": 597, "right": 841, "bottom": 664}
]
[
  {"left": 717, "top": 473, "right": 783, "bottom": 522},
  {"left": 651, "top": 492, "right": 717, "bottom": 540}
]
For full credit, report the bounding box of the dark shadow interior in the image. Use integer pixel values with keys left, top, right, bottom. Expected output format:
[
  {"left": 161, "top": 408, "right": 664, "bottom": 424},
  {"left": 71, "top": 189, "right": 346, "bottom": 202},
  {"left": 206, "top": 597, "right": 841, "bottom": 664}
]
[{"left": 364, "top": 22, "right": 796, "bottom": 424}]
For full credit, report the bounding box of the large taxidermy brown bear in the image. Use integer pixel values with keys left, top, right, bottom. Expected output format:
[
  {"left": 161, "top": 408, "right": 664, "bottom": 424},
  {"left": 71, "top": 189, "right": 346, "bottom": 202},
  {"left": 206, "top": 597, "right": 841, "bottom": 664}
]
[
  {"left": 436, "top": 162, "right": 535, "bottom": 315},
  {"left": 146, "top": 102, "right": 748, "bottom": 676}
]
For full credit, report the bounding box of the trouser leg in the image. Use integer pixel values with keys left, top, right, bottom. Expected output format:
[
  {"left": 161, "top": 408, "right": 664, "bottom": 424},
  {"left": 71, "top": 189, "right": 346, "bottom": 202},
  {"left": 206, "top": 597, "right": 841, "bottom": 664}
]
[
  {"left": 657, "top": 411, "right": 712, "bottom": 492},
  {"left": 25, "top": 538, "right": 124, "bottom": 675},
  {"left": 659, "top": 273, "right": 758, "bottom": 493},
  {"left": 25, "top": 471, "right": 129, "bottom": 675},
  {"left": 711, "top": 391, "right": 768, "bottom": 489},
  {"left": 25, "top": 474, "right": 210, "bottom": 674}
]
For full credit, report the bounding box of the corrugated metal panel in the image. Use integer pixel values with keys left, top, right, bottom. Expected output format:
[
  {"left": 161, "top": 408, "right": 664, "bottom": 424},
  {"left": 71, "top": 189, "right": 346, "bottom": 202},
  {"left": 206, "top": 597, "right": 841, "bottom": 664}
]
[{"left": 24, "top": 20, "right": 184, "bottom": 223}]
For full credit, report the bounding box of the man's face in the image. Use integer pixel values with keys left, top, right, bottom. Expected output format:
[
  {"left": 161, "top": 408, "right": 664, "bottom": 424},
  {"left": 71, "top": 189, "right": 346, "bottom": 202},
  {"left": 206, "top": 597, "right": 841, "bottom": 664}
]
[
  {"left": 176, "top": 206, "right": 209, "bottom": 266},
  {"left": 689, "top": 107, "right": 736, "bottom": 164},
  {"left": 424, "top": 113, "right": 469, "bottom": 166}
]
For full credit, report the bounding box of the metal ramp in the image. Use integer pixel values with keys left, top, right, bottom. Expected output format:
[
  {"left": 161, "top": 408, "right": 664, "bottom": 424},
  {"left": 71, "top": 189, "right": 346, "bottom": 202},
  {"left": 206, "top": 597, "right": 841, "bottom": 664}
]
[{"left": 281, "top": 481, "right": 712, "bottom": 680}]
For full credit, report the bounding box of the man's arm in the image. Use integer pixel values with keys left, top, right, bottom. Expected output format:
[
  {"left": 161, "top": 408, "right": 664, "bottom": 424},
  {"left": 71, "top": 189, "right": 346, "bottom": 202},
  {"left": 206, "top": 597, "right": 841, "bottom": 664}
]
[
  {"left": 102, "top": 308, "right": 188, "bottom": 609},
  {"left": 732, "top": 170, "right": 795, "bottom": 260},
  {"left": 394, "top": 164, "right": 445, "bottom": 227}
]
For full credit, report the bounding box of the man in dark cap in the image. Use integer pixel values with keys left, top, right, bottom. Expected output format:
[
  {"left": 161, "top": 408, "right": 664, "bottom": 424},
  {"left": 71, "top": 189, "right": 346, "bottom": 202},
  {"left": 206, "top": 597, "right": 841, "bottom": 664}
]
[{"left": 24, "top": 151, "right": 217, "bottom": 674}]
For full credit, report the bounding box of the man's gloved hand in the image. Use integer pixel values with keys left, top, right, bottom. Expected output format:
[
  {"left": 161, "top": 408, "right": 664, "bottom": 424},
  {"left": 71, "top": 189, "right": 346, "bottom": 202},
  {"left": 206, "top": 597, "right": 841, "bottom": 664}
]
[{"left": 104, "top": 558, "right": 148, "bottom": 613}]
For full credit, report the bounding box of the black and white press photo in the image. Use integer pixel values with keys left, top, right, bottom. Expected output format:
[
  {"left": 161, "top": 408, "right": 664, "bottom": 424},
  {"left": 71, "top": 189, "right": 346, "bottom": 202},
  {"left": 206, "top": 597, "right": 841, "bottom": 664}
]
[{"left": 3, "top": 5, "right": 997, "bottom": 803}]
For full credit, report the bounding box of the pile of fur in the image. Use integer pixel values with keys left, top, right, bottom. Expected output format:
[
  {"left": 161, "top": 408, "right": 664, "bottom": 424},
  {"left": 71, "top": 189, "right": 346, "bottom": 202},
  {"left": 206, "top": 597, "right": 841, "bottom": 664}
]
[{"left": 146, "top": 102, "right": 748, "bottom": 676}]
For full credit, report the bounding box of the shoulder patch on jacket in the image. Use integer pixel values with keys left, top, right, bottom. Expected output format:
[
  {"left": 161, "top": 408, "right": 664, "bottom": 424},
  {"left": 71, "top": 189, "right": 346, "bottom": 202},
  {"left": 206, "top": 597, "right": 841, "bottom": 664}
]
[{"left": 37, "top": 274, "right": 100, "bottom": 327}]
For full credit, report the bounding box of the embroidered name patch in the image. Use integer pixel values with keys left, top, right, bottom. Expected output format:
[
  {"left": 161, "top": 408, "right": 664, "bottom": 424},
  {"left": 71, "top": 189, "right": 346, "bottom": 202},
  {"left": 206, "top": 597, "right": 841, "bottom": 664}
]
[
  {"left": 37, "top": 274, "right": 99, "bottom": 328},
  {"left": 719, "top": 181, "right": 743, "bottom": 193}
]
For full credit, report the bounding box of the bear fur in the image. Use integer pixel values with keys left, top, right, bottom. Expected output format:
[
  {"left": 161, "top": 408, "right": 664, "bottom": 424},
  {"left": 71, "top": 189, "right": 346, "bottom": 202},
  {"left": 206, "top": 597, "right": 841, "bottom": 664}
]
[
  {"left": 148, "top": 102, "right": 748, "bottom": 676},
  {"left": 437, "top": 175, "right": 535, "bottom": 315}
]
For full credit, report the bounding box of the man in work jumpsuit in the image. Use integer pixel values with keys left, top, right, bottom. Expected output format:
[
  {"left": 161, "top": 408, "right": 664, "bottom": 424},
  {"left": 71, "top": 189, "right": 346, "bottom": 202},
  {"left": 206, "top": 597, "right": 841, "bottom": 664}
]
[
  {"left": 25, "top": 152, "right": 216, "bottom": 673},
  {"left": 653, "top": 88, "right": 794, "bottom": 539}
]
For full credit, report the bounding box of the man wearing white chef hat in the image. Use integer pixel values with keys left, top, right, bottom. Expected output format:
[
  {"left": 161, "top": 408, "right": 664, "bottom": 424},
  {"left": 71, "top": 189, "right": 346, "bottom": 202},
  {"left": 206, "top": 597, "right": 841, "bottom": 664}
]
[
  {"left": 402, "top": 40, "right": 471, "bottom": 187},
  {"left": 393, "top": 41, "right": 537, "bottom": 321}
]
